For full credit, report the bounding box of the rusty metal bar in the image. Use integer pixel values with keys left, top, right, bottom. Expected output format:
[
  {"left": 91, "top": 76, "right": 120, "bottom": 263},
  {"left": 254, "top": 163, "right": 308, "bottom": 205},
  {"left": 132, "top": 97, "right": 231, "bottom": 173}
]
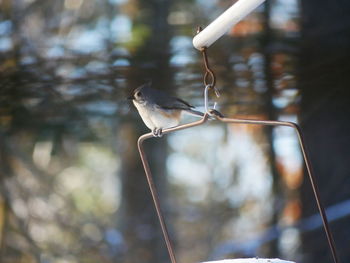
[
  {"left": 137, "top": 115, "right": 210, "bottom": 263},
  {"left": 137, "top": 113, "right": 340, "bottom": 263}
]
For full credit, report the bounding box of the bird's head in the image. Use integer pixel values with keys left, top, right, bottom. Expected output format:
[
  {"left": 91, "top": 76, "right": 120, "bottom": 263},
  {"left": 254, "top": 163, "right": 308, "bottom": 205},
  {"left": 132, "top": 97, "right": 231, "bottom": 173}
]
[{"left": 128, "top": 83, "right": 152, "bottom": 104}]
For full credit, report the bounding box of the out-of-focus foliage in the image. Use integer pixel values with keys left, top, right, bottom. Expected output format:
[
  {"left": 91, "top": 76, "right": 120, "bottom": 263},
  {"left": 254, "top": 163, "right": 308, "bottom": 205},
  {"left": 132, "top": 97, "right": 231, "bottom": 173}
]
[{"left": 2, "top": 0, "right": 348, "bottom": 263}]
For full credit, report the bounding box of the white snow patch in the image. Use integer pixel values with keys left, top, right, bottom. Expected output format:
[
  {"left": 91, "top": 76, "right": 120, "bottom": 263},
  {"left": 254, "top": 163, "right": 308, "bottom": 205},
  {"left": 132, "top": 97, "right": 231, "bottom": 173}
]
[{"left": 201, "top": 259, "right": 295, "bottom": 263}]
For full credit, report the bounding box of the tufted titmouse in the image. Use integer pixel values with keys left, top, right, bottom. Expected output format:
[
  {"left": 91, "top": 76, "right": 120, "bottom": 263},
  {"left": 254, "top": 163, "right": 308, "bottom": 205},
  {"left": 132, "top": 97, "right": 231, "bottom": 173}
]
[{"left": 129, "top": 83, "right": 204, "bottom": 137}]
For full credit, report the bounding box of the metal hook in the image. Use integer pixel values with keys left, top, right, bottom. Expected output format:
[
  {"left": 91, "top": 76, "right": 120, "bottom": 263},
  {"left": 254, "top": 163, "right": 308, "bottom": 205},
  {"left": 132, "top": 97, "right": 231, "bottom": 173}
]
[
  {"left": 204, "top": 84, "right": 220, "bottom": 115},
  {"left": 197, "top": 27, "right": 217, "bottom": 89},
  {"left": 201, "top": 47, "right": 216, "bottom": 88}
]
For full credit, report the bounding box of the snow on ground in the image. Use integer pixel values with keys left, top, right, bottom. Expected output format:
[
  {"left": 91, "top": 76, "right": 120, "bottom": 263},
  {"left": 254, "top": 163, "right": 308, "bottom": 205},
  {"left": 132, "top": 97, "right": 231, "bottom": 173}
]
[{"left": 201, "top": 259, "right": 295, "bottom": 263}]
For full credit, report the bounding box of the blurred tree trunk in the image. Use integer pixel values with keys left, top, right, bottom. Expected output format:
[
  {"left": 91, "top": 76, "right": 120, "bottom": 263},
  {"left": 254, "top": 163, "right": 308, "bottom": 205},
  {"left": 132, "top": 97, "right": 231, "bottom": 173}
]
[
  {"left": 299, "top": 1, "right": 350, "bottom": 262},
  {"left": 118, "top": 124, "right": 169, "bottom": 263},
  {"left": 261, "top": 1, "right": 282, "bottom": 257},
  {"left": 119, "top": 0, "right": 173, "bottom": 263}
]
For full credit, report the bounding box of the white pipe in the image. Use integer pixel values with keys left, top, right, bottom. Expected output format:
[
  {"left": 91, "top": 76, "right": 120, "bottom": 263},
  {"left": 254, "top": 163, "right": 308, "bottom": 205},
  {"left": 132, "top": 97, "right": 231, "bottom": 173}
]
[{"left": 193, "top": 0, "right": 266, "bottom": 50}]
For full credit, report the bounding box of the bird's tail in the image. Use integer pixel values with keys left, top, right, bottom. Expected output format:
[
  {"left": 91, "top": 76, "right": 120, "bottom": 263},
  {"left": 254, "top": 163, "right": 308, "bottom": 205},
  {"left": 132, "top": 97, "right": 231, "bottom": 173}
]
[{"left": 183, "top": 108, "right": 204, "bottom": 118}]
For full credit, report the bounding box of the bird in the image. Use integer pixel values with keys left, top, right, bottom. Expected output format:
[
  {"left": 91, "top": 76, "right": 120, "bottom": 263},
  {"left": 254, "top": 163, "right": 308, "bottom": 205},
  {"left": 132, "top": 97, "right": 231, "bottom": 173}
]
[{"left": 129, "top": 83, "right": 204, "bottom": 137}]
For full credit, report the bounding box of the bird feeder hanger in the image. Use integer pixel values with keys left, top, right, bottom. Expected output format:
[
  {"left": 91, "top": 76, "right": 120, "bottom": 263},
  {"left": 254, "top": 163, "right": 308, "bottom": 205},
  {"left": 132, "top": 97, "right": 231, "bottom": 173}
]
[{"left": 137, "top": 1, "right": 340, "bottom": 263}]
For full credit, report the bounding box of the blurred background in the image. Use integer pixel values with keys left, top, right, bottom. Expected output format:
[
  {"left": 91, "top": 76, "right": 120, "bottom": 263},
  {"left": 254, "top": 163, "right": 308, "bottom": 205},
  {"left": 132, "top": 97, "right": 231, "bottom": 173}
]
[{"left": 0, "top": 0, "right": 350, "bottom": 262}]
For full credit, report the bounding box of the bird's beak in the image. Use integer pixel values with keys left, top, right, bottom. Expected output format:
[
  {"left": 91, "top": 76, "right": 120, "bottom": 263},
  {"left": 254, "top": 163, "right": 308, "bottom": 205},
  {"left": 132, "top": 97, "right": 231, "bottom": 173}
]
[{"left": 127, "top": 95, "right": 135, "bottom": 100}]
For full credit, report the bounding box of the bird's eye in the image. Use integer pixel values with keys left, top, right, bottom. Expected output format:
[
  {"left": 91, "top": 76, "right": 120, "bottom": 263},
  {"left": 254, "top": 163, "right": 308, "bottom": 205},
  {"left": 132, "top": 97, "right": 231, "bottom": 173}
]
[{"left": 136, "top": 91, "right": 142, "bottom": 97}]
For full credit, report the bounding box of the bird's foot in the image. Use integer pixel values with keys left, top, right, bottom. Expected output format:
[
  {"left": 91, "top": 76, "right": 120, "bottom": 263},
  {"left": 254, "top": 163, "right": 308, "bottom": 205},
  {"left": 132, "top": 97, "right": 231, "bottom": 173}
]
[{"left": 152, "top": 128, "right": 163, "bottom": 138}]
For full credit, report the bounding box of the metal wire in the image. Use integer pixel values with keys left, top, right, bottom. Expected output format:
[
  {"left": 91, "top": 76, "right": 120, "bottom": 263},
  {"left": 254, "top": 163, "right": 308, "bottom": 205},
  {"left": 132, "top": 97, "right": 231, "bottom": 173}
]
[
  {"left": 137, "top": 140, "right": 177, "bottom": 263},
  {"left": 137, "top": 112, "right": 340, "bottom": 263}
]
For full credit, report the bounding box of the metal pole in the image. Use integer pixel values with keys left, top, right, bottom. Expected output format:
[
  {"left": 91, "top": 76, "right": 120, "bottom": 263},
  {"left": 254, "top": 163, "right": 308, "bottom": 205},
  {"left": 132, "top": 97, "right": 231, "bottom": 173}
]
[{"left": 193, "top": 0, "right": 266, "bottom": 49}]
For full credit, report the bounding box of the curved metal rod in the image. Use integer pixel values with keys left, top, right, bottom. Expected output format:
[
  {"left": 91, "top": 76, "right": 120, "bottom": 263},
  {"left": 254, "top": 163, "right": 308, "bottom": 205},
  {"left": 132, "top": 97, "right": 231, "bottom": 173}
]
[
  {"left": 137, "top": 113, "right": 339, "bottom": 263},
  {"left": 137, "top": 115, "right": 210, "bottom": 263},
  {"left": 214, "top": 115, "right": 339, "bottom": 263}
]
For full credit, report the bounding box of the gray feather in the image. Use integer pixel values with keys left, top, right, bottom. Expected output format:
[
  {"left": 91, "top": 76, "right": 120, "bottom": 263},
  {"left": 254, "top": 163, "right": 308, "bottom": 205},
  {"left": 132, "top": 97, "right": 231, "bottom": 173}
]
[{"left": 183, "top": 108, "right": 204, "bottom": 117}]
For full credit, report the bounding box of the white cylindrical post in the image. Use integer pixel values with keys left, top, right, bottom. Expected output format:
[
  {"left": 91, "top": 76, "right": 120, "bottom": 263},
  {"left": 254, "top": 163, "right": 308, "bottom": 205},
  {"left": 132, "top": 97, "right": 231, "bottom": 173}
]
[{"left": 193, "top": 0, "right": 266, "bottom": 50}]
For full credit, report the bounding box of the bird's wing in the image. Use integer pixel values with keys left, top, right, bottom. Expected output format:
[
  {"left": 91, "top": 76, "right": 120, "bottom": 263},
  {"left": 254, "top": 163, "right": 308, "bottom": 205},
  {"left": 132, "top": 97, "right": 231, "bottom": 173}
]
[
  {"left": 159, "top": 97, "right": 194, "bottom": 110},
  {"left": 151, "top": 90, "right": 194, "bottom": 110},
  {"left": 174, "top": 98, "right": 194, "bottom": 108}
]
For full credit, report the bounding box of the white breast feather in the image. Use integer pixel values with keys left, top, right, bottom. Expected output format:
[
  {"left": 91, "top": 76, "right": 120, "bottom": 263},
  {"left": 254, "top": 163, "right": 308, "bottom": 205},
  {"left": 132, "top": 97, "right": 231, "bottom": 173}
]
[
  {"left": 151, "top": 107, "right": 180, "bottom": 129},
  {"left": 133, "top": 101, "right": 180, "bottom": 130},
  {"left": 133, "top": 101, "right": 156, "bottom": 130}
]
